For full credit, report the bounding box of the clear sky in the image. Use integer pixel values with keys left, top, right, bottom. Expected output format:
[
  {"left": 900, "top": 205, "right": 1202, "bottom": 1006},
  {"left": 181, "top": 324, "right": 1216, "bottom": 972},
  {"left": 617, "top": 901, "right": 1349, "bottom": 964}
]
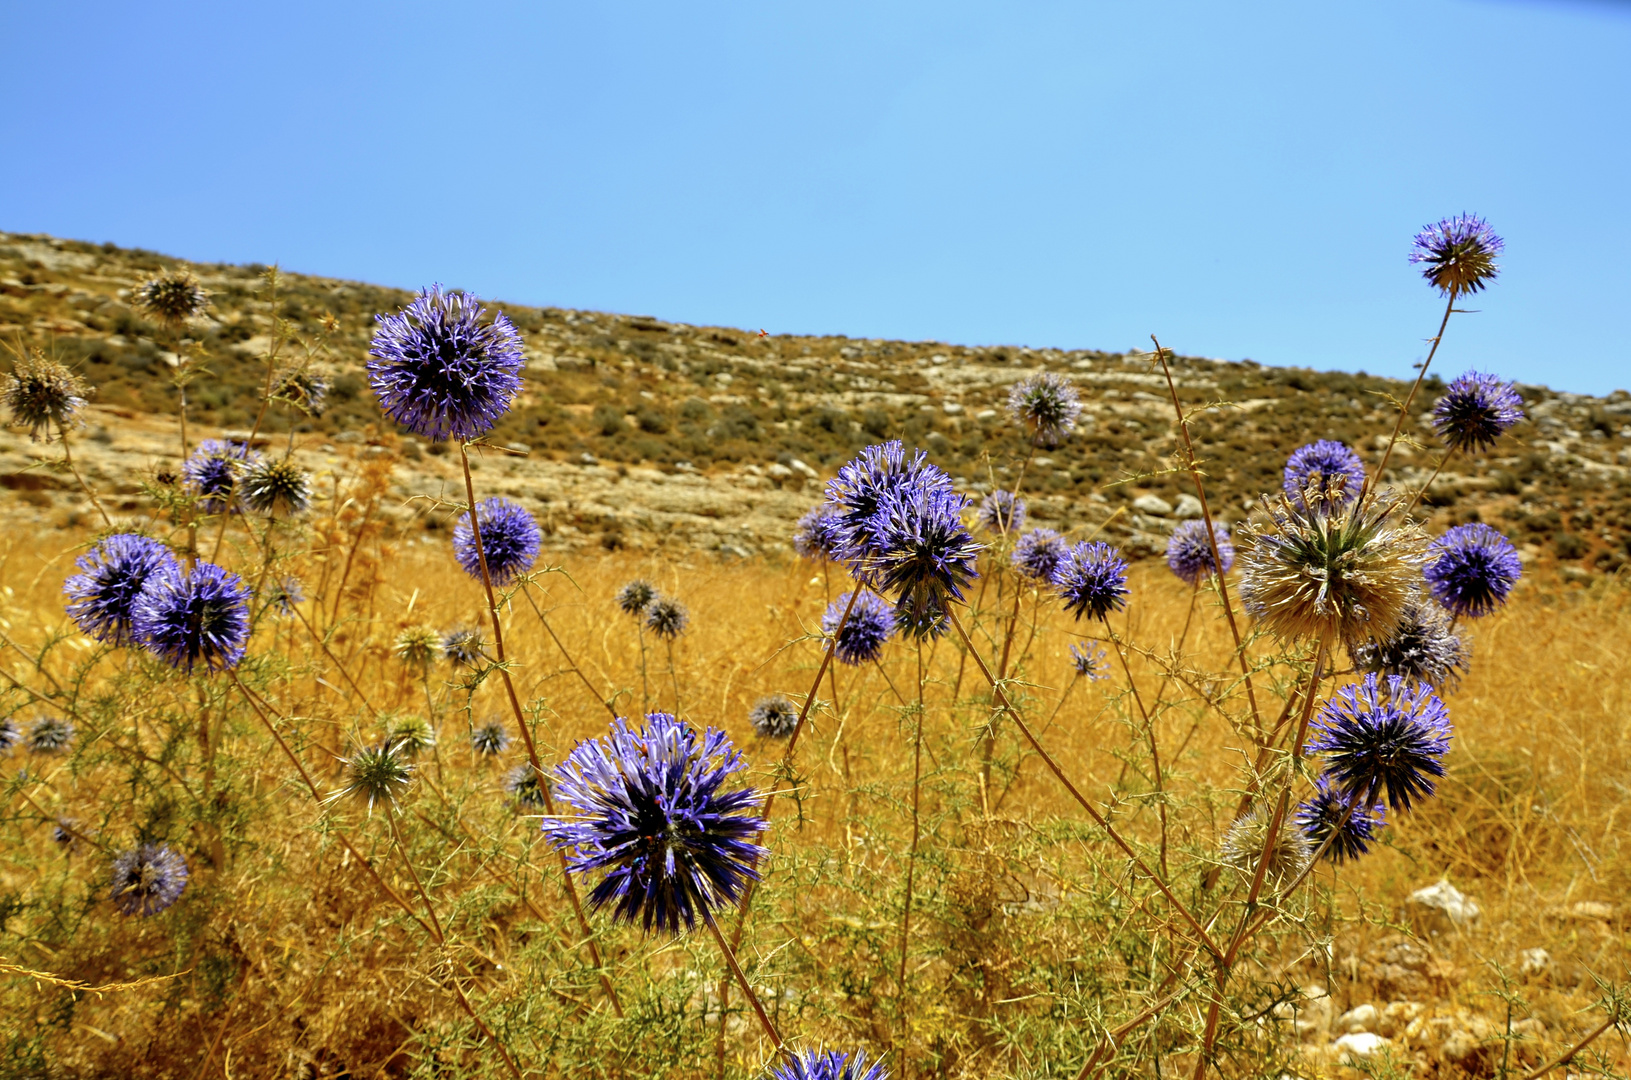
[{"left": 3, "top": 2, "right": 1628, "bottom": 394}]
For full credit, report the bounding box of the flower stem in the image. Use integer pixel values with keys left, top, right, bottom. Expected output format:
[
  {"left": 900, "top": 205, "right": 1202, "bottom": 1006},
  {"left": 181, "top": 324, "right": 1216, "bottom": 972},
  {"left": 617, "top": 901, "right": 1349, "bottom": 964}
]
[
  {"left": 1404, "top": 445, "right": 1458, "bottom": 517},
  {"left": 703, "top": 908, "right": 787, "bottom": 1060},
  {"left": 56, "top": 422, "right": 111, "bottom": 527},
  {"left": 896, "top": 641, "right": 926, "bottom": 1074},
  {"left": 1367, "top": 291, "right": 1458, "bottom": 498}
]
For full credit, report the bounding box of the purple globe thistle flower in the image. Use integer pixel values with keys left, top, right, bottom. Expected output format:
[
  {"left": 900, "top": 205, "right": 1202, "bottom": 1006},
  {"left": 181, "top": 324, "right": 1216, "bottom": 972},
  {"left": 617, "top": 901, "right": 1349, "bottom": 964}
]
[
  {"left": 442, "top": 627, "right": 486, "bottom": 666},
  {"left": 182, "top": 439, "right": 257, "bottom": 514},
  {"left": 1165, "top": 520, "right": 1234, "bottom": 587},
  {"left": 975, "top": 490, "right": 1026, "bottom": 534},
  {"left": 63, "top": 534, "right": 179, "bottom": 646},
  {"left": 617, "top": 580, "right": 658, "bottom": 617},
  {"left": 1007, "top": 372, "right": 1082, "bottom": 447},
  {"left": 769, "top": 1049, "right": 889, "bottom": 1080},
  {"left": 471, "top": 720, "right": 510, "bottom": 756},
  {"left": 264, "top": 576, "right": 305, "bottom": 618},
  {"left": 1012, "top": 528, "right": 1068, "bottom": 582},
  {"left": 1350, "top": 596, "right": 1469, "bottom": 693},
  {"left": 27, "top": 716, "right": 75, "bottom": 754},
  {"left": 453, "top": 497, "right": 541, "bottom": 586},
  {"left": 824, "top": 442, "right": 954, "bottom": 582},
  {"left": 1432, "top": 371, "right": 1525, "bottom": 454},
  {"left": 1069, "top": 641, "right": 1109, "bottom": 681},
  {"left": 368, "top": 285, "right": 525, "bottom": 442},
  {"left": 646, "top": 596, "right": 689, "bottom": 641},
  {"left": 823, "top": 591, "right": 896, "bottom": 666},
  {"left": 506, "top": 763, "right": 547, "bottom": 810},
  {"left": 131, "top": 562, "right": 252, "bottom": 674},
  {"left": 0, "top": 718, "right": 18, "bottom": 755},
  {"left": 1283, "top": 441, "right": 1367, "bottom": 510},
  {"left": 1295, "top": 777, "right": 1387, "bottom": 864},
  {"left": 864, "top": 485, "right": 981, "bottom": 630},
  {"left": 1052, "top": 541, "right": 1130, "bottom": 623},
  {"left": 110, "top": 843, "right": 190, "bottom": 916},
  {"left": 793, "top": 505, "right": 845, "bottom": 562},
  {"left": 748, "top": 695, "right": 799, "bottom": 739},
  {"left": 1424, "top": 523, "right": 1522, "bottom": 619},
  {"left": 541, "top": 712, "right": 768, "bottom": 935},
  {"left": 1408, "top": 214, "right": 1503, "bottom": 297},
  {"left": 3, "top": 350, "right": 89, "bottom": 442},
  {"left": 1306, "top": 674, "right": 1452, "bottom": 812},
  {"left": 239, "top": 457, "right": 312, "bottom": 518}
]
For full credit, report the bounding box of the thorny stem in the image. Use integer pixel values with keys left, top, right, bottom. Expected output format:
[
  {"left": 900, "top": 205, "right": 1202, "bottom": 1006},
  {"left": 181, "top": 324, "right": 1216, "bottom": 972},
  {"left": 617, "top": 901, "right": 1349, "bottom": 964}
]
[
  {"left": 1367, "top": 292, "right": 1458, "bottom": 498},
  {"left": 1522, "top": 1014, "right": 1619, "bottom": 1079},
  {"left": 56, "top": 422, "right": 112, "bottom": 527},
  {"left": 387, "top": 807, "right": 446, "bottom": 945},
  {"left": 896, "top": 641, "right": 926, "bottom": 1074},
  {"left": 1105, "top": 624, "right": 1169, "bottom": 878},
  {"left": 703, "top": 909, "right": 788, "bottom": 1060},
  {"left": 1404, "top": 445, "right": 1458, "bottom": 518},
  {"left": 290, "top": 601, "right": 379, "bottom": 715},
  {"left": 522, "top": 587, "right": 618, "bottom": 719},
  {"left": 637, "top": 622, "right": 650, "bottom": 715}
]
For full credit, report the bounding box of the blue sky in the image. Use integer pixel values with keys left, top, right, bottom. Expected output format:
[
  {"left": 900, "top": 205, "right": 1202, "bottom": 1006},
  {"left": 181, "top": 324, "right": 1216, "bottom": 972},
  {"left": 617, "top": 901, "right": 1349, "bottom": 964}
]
[{"left": 4, "top": 1, "right": 1628, "bottom": 393}]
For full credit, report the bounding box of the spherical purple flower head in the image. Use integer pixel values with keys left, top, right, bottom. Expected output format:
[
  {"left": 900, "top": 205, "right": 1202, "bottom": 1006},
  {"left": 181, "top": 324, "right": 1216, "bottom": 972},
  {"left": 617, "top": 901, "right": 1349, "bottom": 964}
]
[
  {"left": 1350, "top": 596, "right": 1469, "bottom": 693},
  {"left": 1408, "top": 213, "right": 1503, "bottom": 297},
  {"left": 793, "top": 505, "right": 844, "bottom": 562},
  {"left": 1306, "top": 673, "right": 1452, "bottom": 812},
  {"left": 542, "top": 712, "right": 768, "bottom": 935},
  {"left": 182, "top": 439, "right": 258, "bottom": 514},
  {"left": 63, "top": 534, "right": 179, "bottom": 646},
  {"left": 864, "top": 485, "right": 981, "bottom": 631},
  {"left": 1432, "top": 371, "right": 1525, "bottom": 454},
  {"left": 505, "top": 763, "right": 547, "bottom": 810},
  {"left": 471, "top": 720, "right": 510, "bottom": 756},
  {"left": 1011, "top": 528, "right": 1068, "bottom": 582},
  {"left": 770, "top": 1048, "right": 889, "bottom": 1080},
  {"left": 1007, "top": 372, "right": 1082, "bottom": 448},
  {"left": 646, "top": 596, "right": 689, "bottom": 641},
  {"left": 130, "top": 561, "right": 252, "bottom": 674},
  {"left": 1424, "top": 523, "right": 1522, "bottom": 619},
  {"left": 1052, "top": 541, "right": 1130, "bottom": 623},
  {"left": 617, "top": 580, "right": 657, "bottom": 617},
  {"left": 822, "top": 591, "right": 895, "bottom": 666},
  {"left": 443, "top": 626, "right": 486, "bottom": 666},
  {"left": 110, "top": 843, "right": 189, "bottom": 917},
  {"left": 1069, "top": 641, "right": 1108, "bottom": 681},
  {"left": 975, "top": 490, "right": 1026, "bottom": 535},
  {"left": 824, "top": 441, "right": 954, "bottom": 584},
  {"left": 27, "top": 716, "right": 75, "bottom": 754},
  {"left": 368, "top": 285, "right": 525, "bottom": 442},
  {"left": 1295, "top": 776, "right": 1387, "bottom": 864},
  {"left": 748, "top": 695, "right": 800, "bottom": 739},
  {"left": 1283, "top": 441, "right": 1367, "bottom": 511},
  {"left": 0, "top": 718, "right": 18, "bottom": 755},
  {"left": 1166, "top": 520, "right": 1234, "bottom": 587},
  {"left": 453, "top": 496, "right": 541, "bottom": 586}
]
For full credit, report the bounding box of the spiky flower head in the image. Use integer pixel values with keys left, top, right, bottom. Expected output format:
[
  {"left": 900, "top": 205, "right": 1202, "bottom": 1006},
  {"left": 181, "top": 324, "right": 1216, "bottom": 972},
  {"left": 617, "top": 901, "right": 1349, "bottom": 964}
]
[
  {"left": 617, "top": 580, "right": 658, "bottom": 617},
  {"left": 453, "top": 496, "right": 541, "bottom": 585},
  {"left": 1052, "top": 541, "right": 1130, "bottom": 623},
  {"left": 182, "top": 439, "right": 258, "bottom": 514},
  {"left": 1166, "top": 520, "right": 1234, "bottom": 587},
  {"left": 368, "top": 285, "right": 525, "bottom": 442},
  {"left": 1306, "top": 674, "right": 1452, "bottom": 812},
  {"left": 131, "top": 267, "right": 210, "bottom": 328},
  {"left": 1350, "top": 596, "right": 1469, "bottom": 693},
  {"left": 63, "top": 534, "right": 178, "bottom": 646},
  {"left": 1220, "top": 803, "right": 1313, "bottom": 889},
  {"left": 271, "top": 365, "right": 330, "bottom": 417},
  {"left": 1295, "top": 777, "right": 1387, "bottom": 864},
  {"left": 863, "top": 485, "right": 981, "bottom": 630},
  {"left": 239, "top": 457, "right": 312, "bottom": 518},
  {"left": 0, "top": 718, "right": 18, "bottom": 755},
  {"left": 769, "top": 1048, "right": 889, "bottom": 1080},
  {"left": 542, "top": 712, "right": 767, "bottom": 935},
  {"left": 131, "top": 561, "right": 252, "bottom": 673},
  {"left": 329, "top": 739, "right": 414, "bottom": 813},
  {"left": 110, "top": 844, "right": 190, "bottom": 916},
  {"left": 386, "top": 714, "right": 436, "bottom": 759},
  {"left": 394, "top": 625, "right": 442, "bottom": 671},
  {"left": 1237, "top": 494, "right": 1426, "bottom": 648},
  {"left": 3, "top": 350, "right": 89, "bottom": 441},
  {"left": 792, "top": 505, "right": 844, "bottom": 562},
  {"left": 442, "top": 626, "right": 485, "bottom": 666},
  {"left": 893, "top": 592, "right": 950, "bottom": 641},
  {"left": 1432, "top": 371, "right": 1524, "bottom": 454},
  {"left": 505, "top": 763, "right": 547, "bottom": 810},
  {"left": 1012, "top": 528, "right": 1069, "bottom": 582},
  {"left": 1007, "top": 372, "right": 1082, "bottom": 447},
  {"left": 53, "top": 818, "right": 79, "bottom": 848},
  {"left": 823, "top": 442, "right": 955, "bottom": 582},
  {"left": 264, "top": 576, "right": 304, "bottom": 617},
  {"left": 748, "top": 695, "right": 800, "bottom": 739},
  {"left": 975, "top": 490, "right": 1026, "bottom": 534},
  {"left": 1283, "top": 441, "right": 1367, "bottom": 511},
  {"left": 27, "top": 716, "right": 75, "bottom": 754},
  {"left": 1408, "top": 214, "right": 1503, "bottom": 297},
  {"left": 471, "top": 720, "right": 510, "bottom": 757},
  {"left": 646, "top": 596, "right": 689, "bottom": 641},
  {"left": 823, "top": 591, "right": 896, "bottom": 666},
  {"left": 1069, "top": 641, "right": 1109, "bottom": 680},
  {"left": 1424, "top": 523, "right": 1522, "bottom": 619}
]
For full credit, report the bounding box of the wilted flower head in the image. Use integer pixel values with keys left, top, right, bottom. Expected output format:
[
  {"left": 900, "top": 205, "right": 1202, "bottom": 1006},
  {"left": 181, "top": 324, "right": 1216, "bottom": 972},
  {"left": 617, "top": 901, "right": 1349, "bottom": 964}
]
[
  {"left": 453, "top": 496, "right": 541, "bottom": 585},
  {"left": 1007, "top": 372, "right": 1082, "bottom": 447},
  {"left": 386, "top": 714, "right": 436, "bottom": 759},
  {"left": 1220, "top": 803, "right": 1313, "bottom": 888},
  {"left": 264, "top": 576, "right": 304, "bottom": 617},
  {"left": 63, "top": 534, "right": 178, "bottom": 646},
  {"left": 646, "top": 596, "right": 689, "bottom": 641},
  {"left": 131, "top": 561, "right": 252, "bottom": 673},
  {"left": 1166, "top": 520, "right": 1234, "bottom": 586},
  {"left": 823, "top": 591, "right": 896, "bottom": 666},
  {"left": 748, "top": 695, "right": 800, "bottom": 739},
  {"left": 1424, "top": 523, "right": 1522, "bottom": 619},
  {"left": 271, "top": 365, "right": 330, "bottom": 416},
  {"left": 27, "top": 716, "right": 75, "bottom": 754},
  {"left": 471, "top": 720, "right": 510, "bottom": 757},
  {"left": 1350, "top": 596, "right": 1469, "bottom": 693},
  {"left": 3, "top": 350, "right": 89, "bottom": 441},
  {"left": 239, "top": 457, "right": 312, "bottom": 518},
  {"left": 183, "top": 439, "right": 257, "bottom": 514},
  {"left": 975, "top": 490, "right": 1026, "bottom": 534},
  {"left": 0, "top": 718, "right": 18, "bottom": 755},
  {"left": 1237, "top": 494, "right": 1425, "bottom": 648},
  {"left": 864, "top": 485, "right": 980, "bottom": 629},
  {"left": 1296, "top": 777, "right": 1387, "bottom": 864},
  {"left": 824, "top": 442, "right": 954, "bottom": 580},
  {"left": 131, "top": 268, "right": 209, "bottom": 328},
  {"left": 1069, "top": 641, "right": 1108, "bottom": 680},
  {"left": 329, "top": 739, "right": 414, "bottom": 812},
  {"left": 542, "top": 712, "right": 767, "bottom": 935},
  {"left": 1283, "top": 441, "right": 1367, "bottom": 511},
  {"left": 1012, "top": 528, "right": 1069, "bottom": 582},
  {"left": 769, "top": 1048, "right": 889, "bottom": 1080},
  {"left": 1306, "top": 674, "right": 1452, "bottom": 812},
  {"left": 793, "top": 505, "right": 844, "bottom": 562},
  {"left": 368, "top": 285, "right": 525, "bottom": 442},
  {"left": 617, "top": 580, "right": 658, "bottom": 617},
  {"left": 505, "top": 763, "right": 547, "bottom": 810},
  {"left": 110, "top": 844, "right": 190, "bottom": 916},
  {"left": 1052, "top": 541, "right": 1130, "bottom": 623},
  {"left": 1432, "top": 371, "right": 1524, "bottom": 454},
  {"left": 1408, "top": 214, "right": 1503, "bottom": 296},
  {"left": 394, "top": 625, "right": 441, "bottom": 671},
  {"left": 442, "top": 627, "right": 485, "bottom": 666}
]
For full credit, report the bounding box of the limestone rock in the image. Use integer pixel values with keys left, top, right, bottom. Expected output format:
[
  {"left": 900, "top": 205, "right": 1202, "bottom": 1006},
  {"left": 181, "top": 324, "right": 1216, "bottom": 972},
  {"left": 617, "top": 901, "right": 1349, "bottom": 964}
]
[
  {"left": 1172, "top": 493, "right": 1204, "bottom": 518},
  {"left": 1409, "top": 879, "right": 1480, "bottom": 934},
  {"left": 1132, "top": 493, "right": 1173, "bottom": 516},
  {"left": 1334, "top": 1032, "right": 1390, "bottom": 1062},
  {"left": 1336, "top": 1003, "right": 1379, "bottom": 1034},
  {"left": 1519, "top": 947, "right": 1551, "bottom": 977}
]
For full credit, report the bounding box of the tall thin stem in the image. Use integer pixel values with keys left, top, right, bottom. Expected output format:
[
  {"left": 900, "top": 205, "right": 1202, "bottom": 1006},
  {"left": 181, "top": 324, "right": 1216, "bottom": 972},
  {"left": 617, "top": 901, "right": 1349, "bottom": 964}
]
[
  {"left": 1404, "top": 445, "right": 1457, "bottom": 517},
  {"left": 522, "top": 587, "right": 618, "bottom": 719},
  {"left": 703, "top": 909, "right": 787, "bottom": 1061},
  {"left": 896, "top": 641, "right": 926, "bottom": 1075},
  {"left": 1366, "top": 292, "right": 1458, "bottom": 497},
  {"left": 56, "top": 422, "right": 111, "bottom": 527}
]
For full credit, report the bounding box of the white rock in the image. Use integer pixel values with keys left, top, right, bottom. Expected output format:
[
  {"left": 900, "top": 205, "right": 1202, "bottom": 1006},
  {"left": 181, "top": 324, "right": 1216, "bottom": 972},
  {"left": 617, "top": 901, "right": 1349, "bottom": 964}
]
[
  {"left": 1172, "top": 493, "right": 1204, "bottom": 519},
  {"left": 975, "top": 409, "right": 998, "bottom": 420},
  {"left": 1520, "top": 947, "right": 1552, "bottom": 977},
  {"left": 789, "top": 458, "right": 819, "bottom": 479},
  {"left": 766, "top": 463, "right": 794, "bottom": 480},
  {"left": 1409, "top": 879, "right": 1480, "bottom": 931},
  {"left": 1334, "top": 1032, "right": 1390, "bottom": 1062},
  {"left": 943, "top": 402, "right": 964, "bottom": 415},
  {"left": 1132, "top": 494, "right": 1173, "bottom": 516},
  {"left": 1337, "top": 1003, "right": 1379, "bottom": 1033}
]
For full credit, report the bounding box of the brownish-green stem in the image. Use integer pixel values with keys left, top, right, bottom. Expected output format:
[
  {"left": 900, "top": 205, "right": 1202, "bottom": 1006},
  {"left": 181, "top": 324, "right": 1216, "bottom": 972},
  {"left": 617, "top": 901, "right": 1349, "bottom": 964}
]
[
  {"left": 1105, "top": 624, "right": 1168, "bottom": 878},
  {"left": 522, "top": 587, "right": 618, "bottom": 719},
  {"left": 703, "top": 909, "right": 788, "bottom": 1062},
  {"left": 896, "top": 641, "right": 926, "bottom": 1074},
  {"left": 1522, "top": 1014, "right": 1619, "bottom": 1080},
  {"left": 56, "top": 423, "right": 111, "bottom": 527},
  {"left": 1367, "top": 292, "right": 1458, "bottom": 497},
  {"left": 1404, "top": 445, "right": 1458, "bottom": 518},
  {"left": 290, "top": 601, "right": 379, "bottom": 715}
]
